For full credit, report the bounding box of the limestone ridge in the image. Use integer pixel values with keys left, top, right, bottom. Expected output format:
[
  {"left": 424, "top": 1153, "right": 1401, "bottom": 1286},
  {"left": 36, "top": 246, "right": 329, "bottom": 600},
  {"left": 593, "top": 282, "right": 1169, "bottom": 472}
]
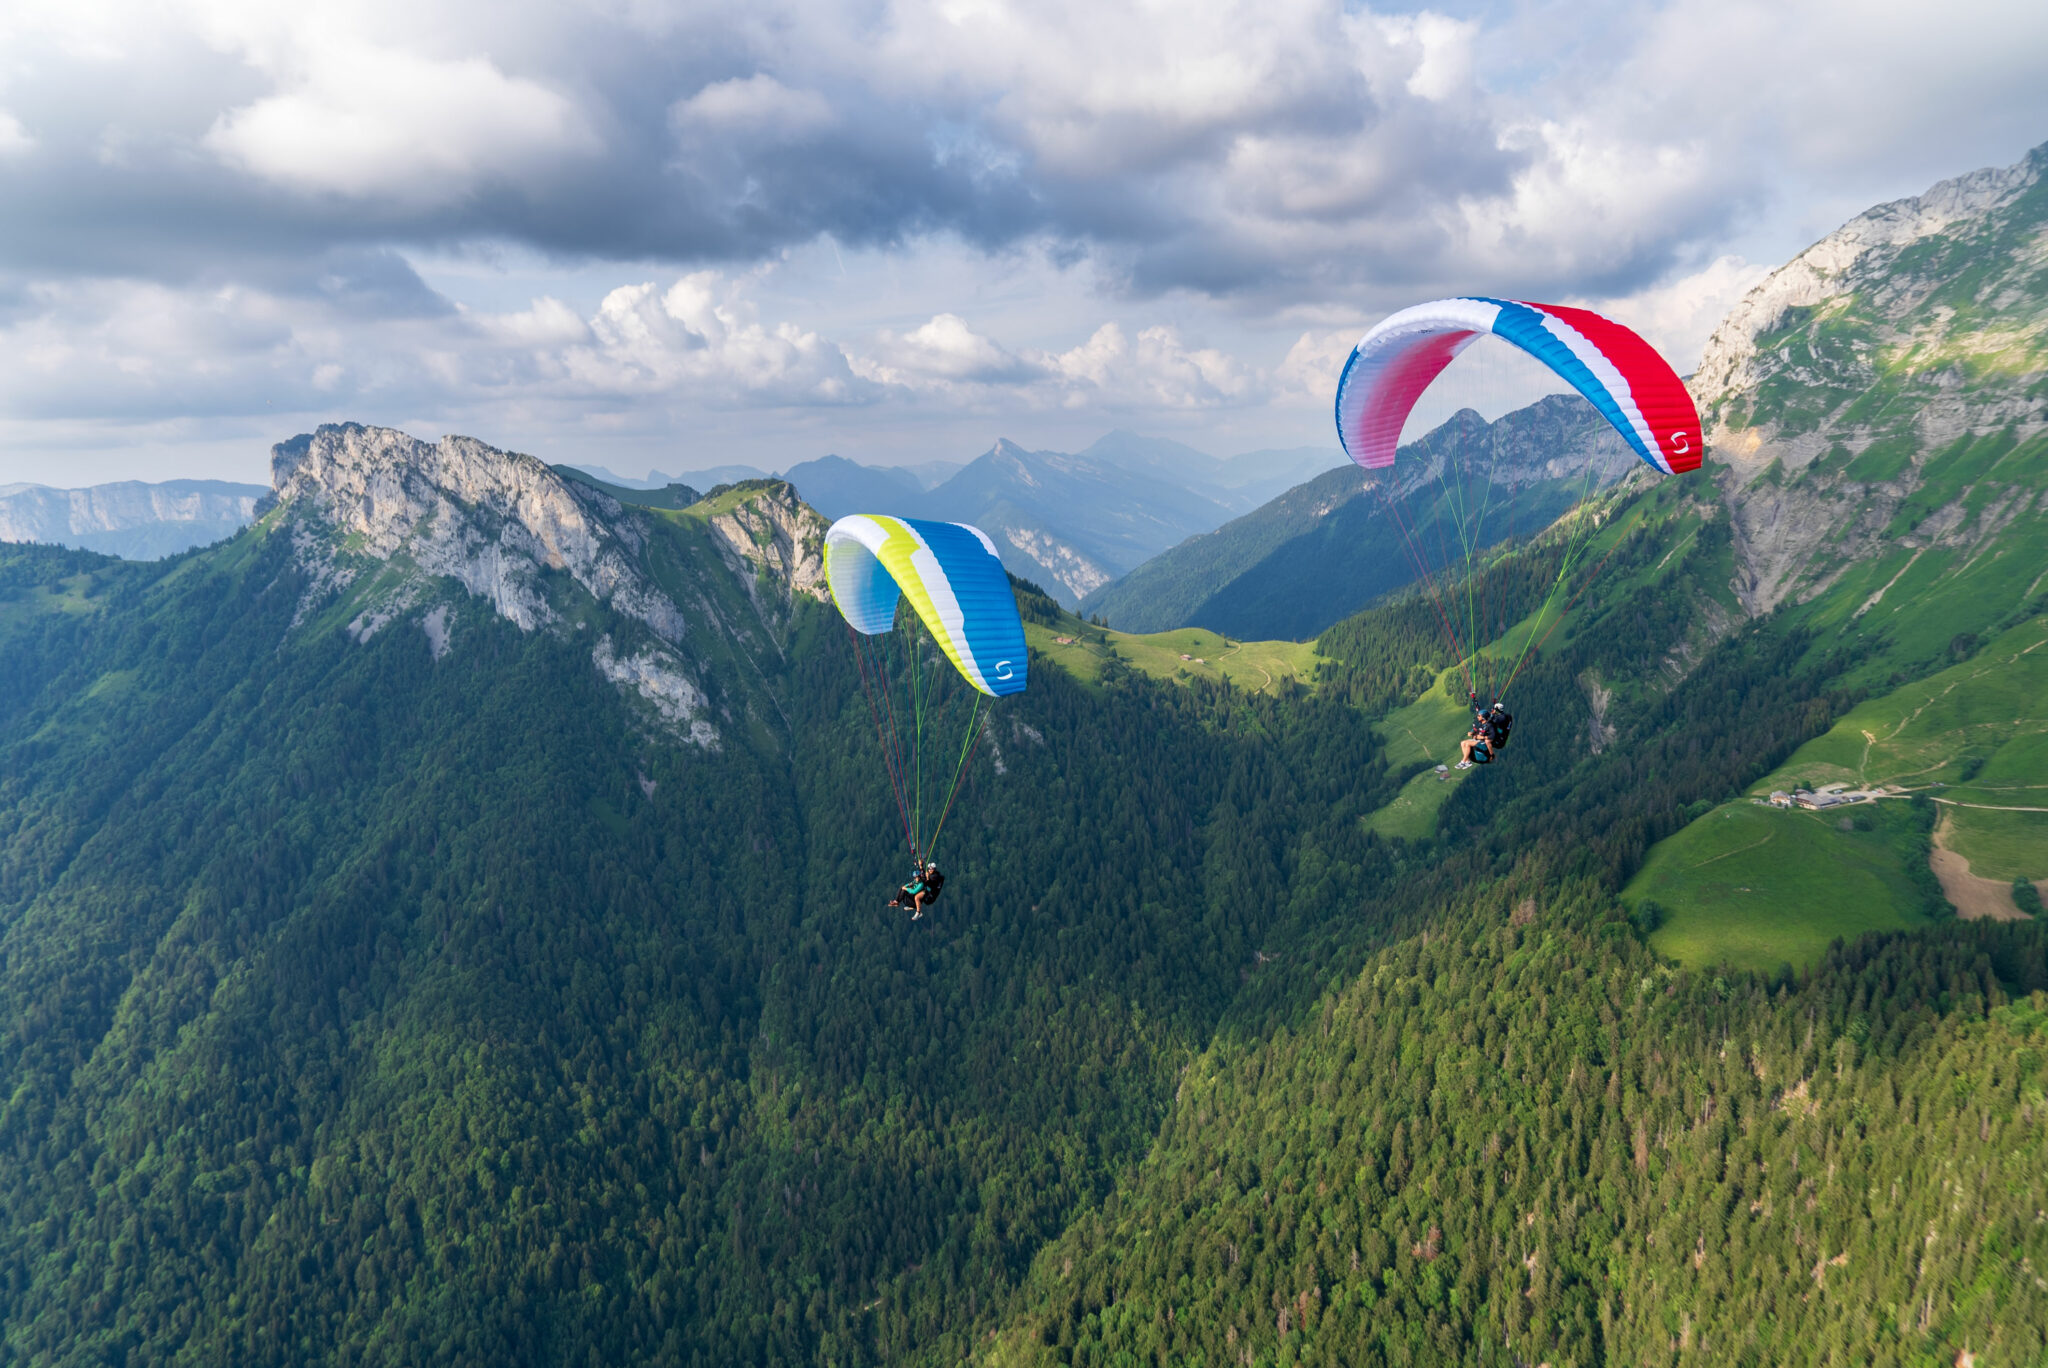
[
  {"left": 1696, "top": 143, "right": 2046, "bottom": 446},
  {"left": 1691, "top": 141, "right": 2048, "bottom": 614},
  {"left": 271, "top": 424, "right": 825, "bottom": 749},
  {"left": 700, "top": 479, "right": 830, "bottom": 624}
]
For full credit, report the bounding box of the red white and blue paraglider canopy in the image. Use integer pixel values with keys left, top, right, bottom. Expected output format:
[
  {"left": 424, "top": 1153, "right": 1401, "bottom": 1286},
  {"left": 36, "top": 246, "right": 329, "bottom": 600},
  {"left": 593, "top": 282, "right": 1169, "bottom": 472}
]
[{"left": 1333, "top": 297, "right": 1703, "bottom": 477}]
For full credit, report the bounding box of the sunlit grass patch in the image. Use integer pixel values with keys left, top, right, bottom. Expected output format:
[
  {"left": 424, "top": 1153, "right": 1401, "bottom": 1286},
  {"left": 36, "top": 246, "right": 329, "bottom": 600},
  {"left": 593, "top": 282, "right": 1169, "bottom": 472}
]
[{"left": 1627, "top": 801, "right": 1932, "bottom": 973}]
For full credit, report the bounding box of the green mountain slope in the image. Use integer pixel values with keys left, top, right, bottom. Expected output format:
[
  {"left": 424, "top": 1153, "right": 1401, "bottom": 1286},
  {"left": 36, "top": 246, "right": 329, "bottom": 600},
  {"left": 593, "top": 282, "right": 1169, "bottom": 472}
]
[
  {"left": 1629, "top": 614, "right": 2048, "bottom": 965},
  {"left": 1080, "top": 395, "right": 1636, "bottom": 640},
  {"left": 5, "top": 142, "right": 2048, "bottom": 1368},
  {"left": 0, "top": 429, "right": 1406, "bottom": 1366},
  {"left": 982, "top": 494, "right": 2048, "bottom": 1363},
  {"left": 1599, "top": 143, "right": 2048, "bottom": 965},
  {"left": 979, "top": 911, "right": 2046, "bottom": 1368},
  {"left": 970, "top": 145, "right": 2048, "bottom": 1364}
]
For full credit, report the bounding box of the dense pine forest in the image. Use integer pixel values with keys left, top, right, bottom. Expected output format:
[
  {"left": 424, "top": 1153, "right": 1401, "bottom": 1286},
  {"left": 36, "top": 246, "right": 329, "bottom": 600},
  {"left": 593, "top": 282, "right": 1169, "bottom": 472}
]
[
  {"left": 3, "top": 140, "right": 2047, "bottom": 1368},
  {"left": 0, "top": 425, "right": 2042, "bottom": 1368}
]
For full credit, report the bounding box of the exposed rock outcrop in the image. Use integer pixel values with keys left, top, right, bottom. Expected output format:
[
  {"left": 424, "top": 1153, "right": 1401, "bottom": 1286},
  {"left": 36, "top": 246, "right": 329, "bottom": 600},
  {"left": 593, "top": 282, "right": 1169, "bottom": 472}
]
[
  {"left": 270, "top": 423, "right": 758, "bottom": 746},
  {"left": 1691, "top": 141, "right": 2048, "bottom": 615},
  {"left": 702, "top": 480, "right": 830, "bottom": 617},
  {"left": 273, "top": 424, "right": 686, "bottom": 641},
  {"left": 1694, "top": 148, "right": 2046, "bottom": 445}
]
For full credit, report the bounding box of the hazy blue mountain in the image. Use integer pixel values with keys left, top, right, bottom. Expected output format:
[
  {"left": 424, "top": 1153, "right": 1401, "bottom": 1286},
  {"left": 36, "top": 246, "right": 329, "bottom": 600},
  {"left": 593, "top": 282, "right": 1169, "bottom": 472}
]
[
  {"left": 1077, "top": 430, "right": 1229, "bottom": 482},
  {"left": 685, "top": 462, "right": 775, "bottom": 487},
  {"left": 780, "top": 454, "right": 925, "bottom": 519},
  {"left": 0, "top": 477, "right": 270, "bottom": 559},
  {"left": 1076, "top": 431, "right": 1346, "bottom": 511},
  {"left": 1209, "top": 443, "right": 1349, "bottom": 505},
  {"left": 919, "top": 437, "right": 1240, "bottom": 604},
  {"left": 563, "top": 463, "right": 683, "bottom": 489},
  {"left": 896, "top": 458, "right": 966, "bottom": 489},
  {"left": 1081, "top": 394, "right": 1634, "bottom": 638}
]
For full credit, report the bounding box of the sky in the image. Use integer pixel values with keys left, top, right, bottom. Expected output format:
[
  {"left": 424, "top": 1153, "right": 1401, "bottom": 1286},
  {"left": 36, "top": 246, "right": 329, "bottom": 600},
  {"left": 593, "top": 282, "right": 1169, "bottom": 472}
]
[{"left": 2, "top": 0, "right": 2045, "bottom": 486}]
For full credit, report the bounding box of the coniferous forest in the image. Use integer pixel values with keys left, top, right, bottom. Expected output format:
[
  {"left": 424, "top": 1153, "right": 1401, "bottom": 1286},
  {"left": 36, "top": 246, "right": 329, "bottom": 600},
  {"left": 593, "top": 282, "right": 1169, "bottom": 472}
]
[{"left": 1, "top": 419, "right": 2042, "bottom": 1368}]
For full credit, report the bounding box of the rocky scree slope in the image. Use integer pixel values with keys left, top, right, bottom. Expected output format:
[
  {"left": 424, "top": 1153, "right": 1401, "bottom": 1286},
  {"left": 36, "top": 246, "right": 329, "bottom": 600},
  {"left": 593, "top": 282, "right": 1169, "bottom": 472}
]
[{"left": 273, "top": 423, "right": 827, "bottom": 750}]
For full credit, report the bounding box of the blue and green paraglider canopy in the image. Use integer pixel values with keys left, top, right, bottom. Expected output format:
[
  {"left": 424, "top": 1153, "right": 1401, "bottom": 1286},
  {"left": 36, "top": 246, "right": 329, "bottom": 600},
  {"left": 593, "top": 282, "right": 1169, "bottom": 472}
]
[{"left": 825, "top": 514, "right": 1027, "bottom": 864}]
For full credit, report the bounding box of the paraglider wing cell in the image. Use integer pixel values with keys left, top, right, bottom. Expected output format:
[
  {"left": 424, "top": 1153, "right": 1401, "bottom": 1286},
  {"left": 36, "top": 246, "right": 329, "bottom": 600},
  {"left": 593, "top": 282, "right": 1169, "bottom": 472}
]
[
  {"left": 1334, "top": 297, "right": 1703, "bottom": 477},
  {"left": 825, "top": 514, "right": 1028, "bottom": 697}
]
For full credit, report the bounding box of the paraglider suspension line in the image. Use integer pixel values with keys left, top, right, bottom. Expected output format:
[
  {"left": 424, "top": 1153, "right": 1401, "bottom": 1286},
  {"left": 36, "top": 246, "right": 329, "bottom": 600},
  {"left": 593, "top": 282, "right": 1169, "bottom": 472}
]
[
  {"left": 1500, "top": 502, "right": 1645, "bottom": 699},
  {"left": 925, "top": 696, "right": 987, "bottom": 862},
  {"left": 1373, "top": 478, "right": 1474, "bottom": 696},
  {"left": 849, "top": 624, "right": 916, "bottom": 858}
]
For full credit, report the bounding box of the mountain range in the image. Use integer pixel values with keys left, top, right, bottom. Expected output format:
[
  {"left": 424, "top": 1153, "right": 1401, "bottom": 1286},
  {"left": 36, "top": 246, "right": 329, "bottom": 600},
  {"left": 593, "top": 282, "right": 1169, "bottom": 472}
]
[
  {"left": 1080, "top": 395, "right": 1637, "bottom": 638},
  {"left": 0, "top": 478, "right": 270, "bottom": 559},
  {"left": 0, "top": 141, "right": 2044, "bottom": 1368},
  {"left": 772, "top": 432, "right": 1341, "bottom": 605},
  {"left": 2, "top": 434, "right": 1339, "bottom": 606}
]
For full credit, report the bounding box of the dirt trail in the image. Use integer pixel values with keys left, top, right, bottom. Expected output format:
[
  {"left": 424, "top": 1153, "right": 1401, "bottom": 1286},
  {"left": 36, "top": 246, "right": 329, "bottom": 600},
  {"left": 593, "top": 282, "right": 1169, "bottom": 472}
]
[
  {"left": 1929, "top": 813, "right": 2030, "bottom": 921},
  {"left": 1214, "top": 640, "right": 1275, "bottom": 694}
]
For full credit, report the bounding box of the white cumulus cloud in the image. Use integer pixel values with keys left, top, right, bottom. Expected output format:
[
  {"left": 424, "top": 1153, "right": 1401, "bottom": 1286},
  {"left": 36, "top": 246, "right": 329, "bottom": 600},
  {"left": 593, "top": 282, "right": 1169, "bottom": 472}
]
[{"left": 199, "top": 12, "right": 596, "bottom": 204}]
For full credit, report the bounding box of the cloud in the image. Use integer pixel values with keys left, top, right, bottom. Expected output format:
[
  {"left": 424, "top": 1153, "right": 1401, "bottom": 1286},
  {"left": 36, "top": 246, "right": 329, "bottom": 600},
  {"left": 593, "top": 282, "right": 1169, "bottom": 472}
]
[
  {"left": 0, "top": 111, "right": 33, "bottom": 158},
  {"left": 673, "top": 75, "right": 834, "bottom": 139},
  {"left": 3, "top": 0, "right": 2046, "bottom": 480},
  {"left": 205, "top": 43, "right": 597, "bottom": 204},
  {"left": 859, "top": 314, "right": 1041, "bottom": 386},
  {"left": 1585, "top": 255, "right": 1773, "bottom": 375},
  {"left": 5, "top": 0, "right": 2045, "bottom": 304},
  {"left": 1042, "top": 323, "right": 1258, "bottom": 409}
]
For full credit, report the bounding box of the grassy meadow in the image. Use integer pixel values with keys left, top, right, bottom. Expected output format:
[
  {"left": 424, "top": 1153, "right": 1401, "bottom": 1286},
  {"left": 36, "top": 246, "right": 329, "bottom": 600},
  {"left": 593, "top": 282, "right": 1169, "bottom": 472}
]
[
  {"left": 1626, "top": 800, "right": 1935, "bottom": 973},
  {"left": 1024, "top": 620, "right": 1317, "bottom": 695}
]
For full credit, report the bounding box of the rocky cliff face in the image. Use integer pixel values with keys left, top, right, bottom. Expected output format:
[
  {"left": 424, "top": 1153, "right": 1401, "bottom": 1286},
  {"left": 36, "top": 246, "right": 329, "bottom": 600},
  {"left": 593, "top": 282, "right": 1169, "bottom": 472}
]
[
  {"left": 272, "top": 424, "right": 828, "bottom": 748},
  {"left": 700, "top": 480, "right": 830, "bottom": 618},
  {"left": 1695, "top": 142, "right": 2048, "bottom": 613},
  {"left": 0, "top": 479, "right": 268, "bottom": 560}
]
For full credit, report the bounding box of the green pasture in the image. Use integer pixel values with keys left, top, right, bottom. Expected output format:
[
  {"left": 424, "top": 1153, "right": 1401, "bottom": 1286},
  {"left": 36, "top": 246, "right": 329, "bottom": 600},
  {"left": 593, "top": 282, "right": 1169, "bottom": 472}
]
[
  {"left": 1374, "top": 672, "right": 1477, "bottom": 769},
  {"left": 1627, "top": 800, "right": 1933, "bottom": 973},
  {"left": 1937, "top": 805, "right": 2048, "bottom": 882},
  {"left": 1755, "top": 616, "right": 2048, "bottom": 881},
  {"left": 1362, "top": 763, "right": 1470, "bottom": 841},
  {"left": 0, "top": 571, "right": 104, "bottom": 629},
  {"left": 1762, "top": 617, "right": 2048, "bottom": 791},
  {"left": 1025, "top": 621, "right": 1316, "bottom": 696}
]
